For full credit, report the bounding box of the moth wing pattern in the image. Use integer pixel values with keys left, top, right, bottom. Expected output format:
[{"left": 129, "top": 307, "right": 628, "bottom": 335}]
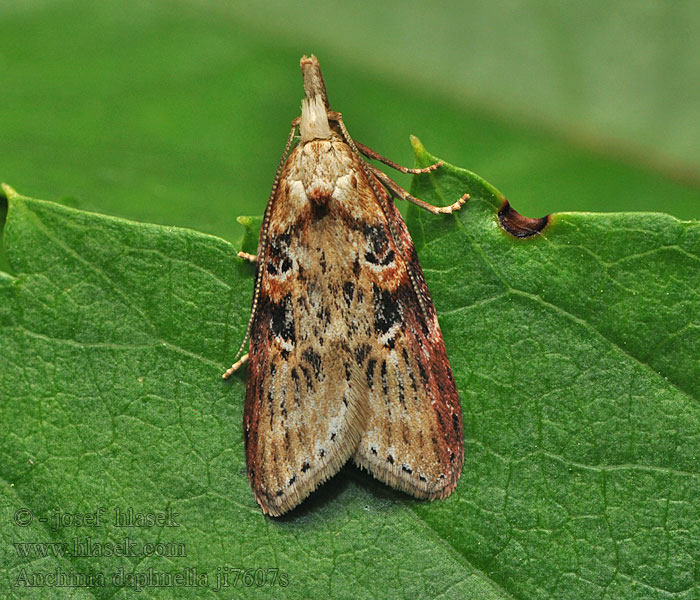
[
  {"left": 350, "top": 174, "right": 464, "bottom": 499},
  {"left": 244, "top": 141, "right": 372, "bottom": 517},
  {"left": 237, "top": 54, "right": 464, "bottom": 516}
]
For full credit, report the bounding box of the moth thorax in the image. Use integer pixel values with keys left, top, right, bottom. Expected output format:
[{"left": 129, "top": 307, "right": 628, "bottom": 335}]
[{"left": 300, "top": 95, "right": 332, "bottom": 142}]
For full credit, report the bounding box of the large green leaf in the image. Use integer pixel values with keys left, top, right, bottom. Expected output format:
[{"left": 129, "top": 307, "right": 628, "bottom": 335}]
[
  {"left": 408, "top": 139, "right": 700, "bottom": 598},
  {"left": 1, "top": 135, "right": 698, "bottom": 599}
]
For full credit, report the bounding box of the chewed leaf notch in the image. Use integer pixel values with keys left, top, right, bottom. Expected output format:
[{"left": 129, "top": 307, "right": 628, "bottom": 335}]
[
  {"left": 408, "top": 135, "right": 550, "bottom": 241},
  {"left": 497, "top": 200, "right": 549, "bottom": 238}
]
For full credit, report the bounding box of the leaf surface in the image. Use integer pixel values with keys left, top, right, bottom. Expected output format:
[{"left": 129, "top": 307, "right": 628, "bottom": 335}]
[{"left": 0, "top": 137, "right": 698, "bottom": 599}]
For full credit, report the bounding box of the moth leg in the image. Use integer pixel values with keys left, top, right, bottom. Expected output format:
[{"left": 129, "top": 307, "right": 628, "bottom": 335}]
[
  {"left": 366, "top": 163, "right": 468, "bottom": 215},
  {"left": 238, "top": 251, "right": 257, "bottom": 263},
  {"left": 327, "top": 111, "right": 440, "bottom": 173},
  {"left": 333, "top": 114, "right": 466, "bottom": 215},
  {"left": 222, "top": 353, "right": 249, "bottom": 380},
  {"left": 355, "top": 140, "right": 442, "bottom": 174}
]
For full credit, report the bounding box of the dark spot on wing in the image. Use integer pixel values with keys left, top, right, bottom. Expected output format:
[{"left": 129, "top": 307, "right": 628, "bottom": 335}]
[
  {"left": 373, "top": 283, "right": 402, "bottom": 336},
  {"left": 300, "top": 365, "right": 314, "bottom": 392},
  {"left": 301, "top": 461, "right": 310, "bottom": 473},
  {"left": 302, "top": 348, "right": 322, "bottom": 377},
  {"left": 396, "top": 371, "right": 406, "bottom": 408},
  {"left": 436, "top": 411, "right": 445, "bottom": 430},
  {"left": 269, "top": 293, "right": 295, "bottom": 343},
  {"left": 316, "top": 305, "right": 331, "bottom": 325},
  {"left": 267, "top": 232, "right": 293, "bottom": 276},
  {"left": 387, "top": 454, "right": 394, "bottom": 465},
  {"left": 364, "top": 224, "right": 395, "bottom": 267},
  {"left": 416, "top": 357, "right": 429, "bottom": 384},
  {"left": 291, "top": 368, "right": 301, "bottom": 406},
  {"left": 366, "top": 358, "right": 376, "bottom": 388},
  {"left": 452, "top": 413, "right": 461, "bottom": 434},
  {"left": 343, "top": 281, "right": 354, "bottom": 306},
  {"left": 355, "top": 343, "right": 371, "bottom": 366},
  {"left": 380, "top": 360, "right": 389, "bottom": 397},
  {"left": 310, "top": 194, "right": 330, "bottom": 220},
  {"left": 408, "top": 368, "right": 418, "bottom": 393}
]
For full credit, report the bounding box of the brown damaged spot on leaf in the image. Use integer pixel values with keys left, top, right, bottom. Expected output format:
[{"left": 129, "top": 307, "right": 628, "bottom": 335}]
[{"left": 498, "top": 200, "right": 549, "bottom": 238}]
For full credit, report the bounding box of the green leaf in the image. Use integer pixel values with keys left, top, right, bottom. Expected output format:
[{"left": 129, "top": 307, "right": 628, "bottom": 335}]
[
  {"left": 236, "top": 215, "right": 263, "bottom": 256},
  {"left": 408, "top": 139, "right": 700, "bottom": 598},
  {"left": 1, "top": 134, "right": 698, "bottom": 600}
]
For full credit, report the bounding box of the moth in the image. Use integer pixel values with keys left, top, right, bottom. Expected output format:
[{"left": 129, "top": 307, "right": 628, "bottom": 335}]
[{"left": 224, "top": 55, "right": 466, "bottom": 516}]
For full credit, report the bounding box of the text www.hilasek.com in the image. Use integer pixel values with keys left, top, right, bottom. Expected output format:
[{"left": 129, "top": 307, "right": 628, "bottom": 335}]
[{"left": 12, "top": 506, "right": 289, "bottom": 591}]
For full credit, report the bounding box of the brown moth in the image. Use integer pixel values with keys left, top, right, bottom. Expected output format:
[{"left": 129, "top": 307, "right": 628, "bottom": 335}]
[{"left": 224, "top": 55, "right": 466, "bottom": 517}]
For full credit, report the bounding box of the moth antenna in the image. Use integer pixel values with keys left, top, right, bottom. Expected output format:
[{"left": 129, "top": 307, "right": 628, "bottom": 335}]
[
  {"left": 335, "top": 116, "right": 433, "bottom": 322},
  {"left": 355, "top": 140, "right": 444, "bottom": 175},
  {"left": 231, "top": 121, "right": 299, "bottom": 365}
]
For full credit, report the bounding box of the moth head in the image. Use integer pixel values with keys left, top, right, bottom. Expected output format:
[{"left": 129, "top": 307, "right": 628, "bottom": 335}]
[{"left": 300, "top": 95, "right": 332, "bottom": 142}]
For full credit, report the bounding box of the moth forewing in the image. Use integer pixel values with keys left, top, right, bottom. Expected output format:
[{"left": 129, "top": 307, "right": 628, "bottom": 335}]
[{"left": 226, "top": 55, "right": 466, "bottom": 516}]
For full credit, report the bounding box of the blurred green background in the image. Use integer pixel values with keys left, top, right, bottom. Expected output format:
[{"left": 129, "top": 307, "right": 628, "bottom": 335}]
[{"left": 2, "top": 0, "right": 699, "bottom": 256}]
